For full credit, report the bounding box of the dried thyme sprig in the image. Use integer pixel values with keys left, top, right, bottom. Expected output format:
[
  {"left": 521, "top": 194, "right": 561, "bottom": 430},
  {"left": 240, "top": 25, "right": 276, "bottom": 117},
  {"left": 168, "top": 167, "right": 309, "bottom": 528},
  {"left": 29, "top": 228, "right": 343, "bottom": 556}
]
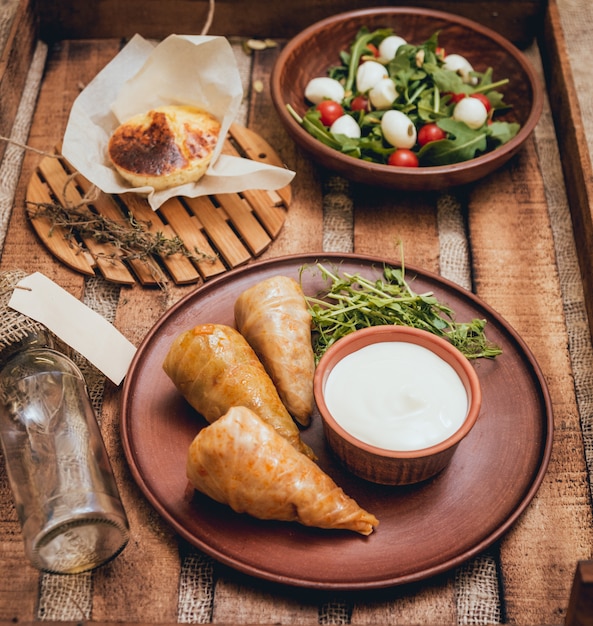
[
  {"left": 27, "top": 199, "right": 217, "bottom": 273},
  {"left": 302, "top": 262, "right": 502, "bottom": 362}
]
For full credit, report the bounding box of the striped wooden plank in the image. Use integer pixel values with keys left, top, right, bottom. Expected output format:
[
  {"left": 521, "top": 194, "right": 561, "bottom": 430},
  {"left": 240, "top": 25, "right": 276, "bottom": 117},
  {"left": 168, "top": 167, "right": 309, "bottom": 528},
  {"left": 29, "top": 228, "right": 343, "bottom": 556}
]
[
  {"left": 36, "top": 152, "right": 137, "bottom": 284},
  {"left": 183, "top": 194, "right": 252, "bottom": 268},
  {"left": 25, "top": 125, "right": 291, "bottom": 286},
  {"left": 213, "top": 192, "right": 272, "bottom": 256},
  {"left": 157, "top": 197, "right": 227, "bottom": 280},
  {"left": 120, "top": 193, "right": 201, "bottom": 285},
  {"left": 241, "top": 187, "right": 286, "bottom": 237},
  {"left": 26, "top": 170, "right": 96, "bottom": 275},
  {"left": 69, "top": 164, "right": 155, "bottom": 285}
]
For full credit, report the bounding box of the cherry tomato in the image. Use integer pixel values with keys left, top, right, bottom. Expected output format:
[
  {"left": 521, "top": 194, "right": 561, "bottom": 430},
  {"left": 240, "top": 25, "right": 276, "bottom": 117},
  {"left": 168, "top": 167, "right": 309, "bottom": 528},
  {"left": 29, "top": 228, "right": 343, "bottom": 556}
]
[
  {"left": 350, "top": 95, "right": 369, "bottom": 112},
  {"left": 448, "top": 92, "right": 466, "bottom": 104},
  {"left": 470, "top": 93, "right": 492, "bottom": 113},
  {"left": 387, "top": 149, "right": 419, "bottom": 168},
  {"left": 417, "top": 123, "right": 447, "bottom": 147},
  {"left": 316, "top": 100, "right": 344, "bottom": 127},
  {"left": 366, "top": 43, "right": 380, "bottom": 57}
]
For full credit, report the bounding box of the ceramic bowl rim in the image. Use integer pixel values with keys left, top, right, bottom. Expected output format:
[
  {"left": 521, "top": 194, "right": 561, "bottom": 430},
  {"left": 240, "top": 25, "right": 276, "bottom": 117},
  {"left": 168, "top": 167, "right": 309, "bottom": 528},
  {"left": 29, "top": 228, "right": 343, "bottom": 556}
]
[{"left": 313, "top": 325, "right": 483, "bottom": 459}]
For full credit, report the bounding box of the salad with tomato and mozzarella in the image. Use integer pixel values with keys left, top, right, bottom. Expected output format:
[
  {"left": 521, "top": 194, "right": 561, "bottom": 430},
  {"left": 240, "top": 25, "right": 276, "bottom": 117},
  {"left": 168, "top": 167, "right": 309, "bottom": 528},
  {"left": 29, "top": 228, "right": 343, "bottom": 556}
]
[{"left": 287, "top": 28, "right": 520, "bottom": 168}]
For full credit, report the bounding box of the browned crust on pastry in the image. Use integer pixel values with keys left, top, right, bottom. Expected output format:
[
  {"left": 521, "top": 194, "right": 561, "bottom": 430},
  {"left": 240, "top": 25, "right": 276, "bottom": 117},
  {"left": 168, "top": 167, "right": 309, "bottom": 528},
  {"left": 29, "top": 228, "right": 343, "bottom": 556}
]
[{"left": 108, "top": 105, "right": 221, "bottom": 190}]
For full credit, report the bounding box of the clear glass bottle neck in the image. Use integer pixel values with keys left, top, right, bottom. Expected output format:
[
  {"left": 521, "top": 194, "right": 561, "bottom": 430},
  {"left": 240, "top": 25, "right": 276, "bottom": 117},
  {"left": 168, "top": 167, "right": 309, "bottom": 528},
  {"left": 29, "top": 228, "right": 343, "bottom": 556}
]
[{"left": 0, "top": 330, "right": 54, "bottom": 366}]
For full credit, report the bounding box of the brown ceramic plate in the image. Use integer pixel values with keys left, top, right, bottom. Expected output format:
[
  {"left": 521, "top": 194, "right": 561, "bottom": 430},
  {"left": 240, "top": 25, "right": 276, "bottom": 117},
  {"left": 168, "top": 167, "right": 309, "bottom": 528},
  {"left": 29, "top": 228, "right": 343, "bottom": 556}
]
[
  {"left": 120, "top": 253, "right": 553, "bottom": 590},
  {"left": 270, "top": 7, "right": 544, "bottom": 190}
]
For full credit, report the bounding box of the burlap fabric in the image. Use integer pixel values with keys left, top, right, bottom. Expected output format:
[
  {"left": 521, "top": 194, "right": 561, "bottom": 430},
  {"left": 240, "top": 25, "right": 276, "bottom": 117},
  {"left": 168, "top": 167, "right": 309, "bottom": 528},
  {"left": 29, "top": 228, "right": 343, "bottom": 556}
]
[
  {"left": 1, "top": 23, "right": 591, "bottom": 624},
  {"left": 0, "top": 269, "right": 45, "bottom": 352}
]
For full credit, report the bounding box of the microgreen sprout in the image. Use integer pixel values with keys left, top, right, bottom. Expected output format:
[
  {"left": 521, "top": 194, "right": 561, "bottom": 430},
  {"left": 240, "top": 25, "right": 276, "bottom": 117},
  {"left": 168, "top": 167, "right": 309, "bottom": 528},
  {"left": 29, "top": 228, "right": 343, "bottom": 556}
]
[{"left": 301, "top": 262, "right": 502, "bottom": 363}]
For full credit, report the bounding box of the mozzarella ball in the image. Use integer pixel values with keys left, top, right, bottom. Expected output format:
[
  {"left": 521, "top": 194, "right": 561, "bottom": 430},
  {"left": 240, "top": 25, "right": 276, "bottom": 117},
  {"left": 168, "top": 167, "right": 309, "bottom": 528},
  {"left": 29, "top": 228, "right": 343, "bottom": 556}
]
[
  {"left": 378, "top": 35, "right": 407, "bottom": 62},
  {"left": 304, "top": 77, "right": 345, "bottom": 104},
  {"left": 356, "top": 61, "right": 388, "bottom": 94},
  {"left": 330, "top": 115, "right": 361, "bottom": 139},
  {"left": 443, "top": 54, "right": 476, "bottom": 84},
  {"left": 453, "top": 97, "right": 488, "bottom": 129},
  {"left": 381, "top": 110, "right": 417, "bottom": 148},
  {"left": 369, "top": 78, "right": 398, "bottom": 109}
]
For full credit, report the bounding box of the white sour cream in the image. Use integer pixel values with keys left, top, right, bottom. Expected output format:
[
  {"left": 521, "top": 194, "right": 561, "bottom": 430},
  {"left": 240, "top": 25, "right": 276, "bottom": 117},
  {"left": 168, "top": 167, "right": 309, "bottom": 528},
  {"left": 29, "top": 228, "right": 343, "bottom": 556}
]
[{"left": 323, "top": 341, "right": 468, "bottom": 451}]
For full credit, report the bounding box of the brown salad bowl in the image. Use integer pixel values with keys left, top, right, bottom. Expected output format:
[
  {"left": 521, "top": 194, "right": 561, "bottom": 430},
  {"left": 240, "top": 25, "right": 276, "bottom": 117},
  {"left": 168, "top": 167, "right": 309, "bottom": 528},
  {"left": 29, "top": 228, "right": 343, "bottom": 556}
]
[{"left": 270, "top": 6, "right": 544, "bottom": 190}]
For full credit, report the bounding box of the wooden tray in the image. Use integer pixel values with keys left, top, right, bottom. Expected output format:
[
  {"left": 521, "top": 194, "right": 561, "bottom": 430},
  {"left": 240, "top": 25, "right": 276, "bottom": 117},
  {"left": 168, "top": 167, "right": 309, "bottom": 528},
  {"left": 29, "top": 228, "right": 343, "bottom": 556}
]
[{"left": 25, "top": 124, "right": 291, "bottom": 286}]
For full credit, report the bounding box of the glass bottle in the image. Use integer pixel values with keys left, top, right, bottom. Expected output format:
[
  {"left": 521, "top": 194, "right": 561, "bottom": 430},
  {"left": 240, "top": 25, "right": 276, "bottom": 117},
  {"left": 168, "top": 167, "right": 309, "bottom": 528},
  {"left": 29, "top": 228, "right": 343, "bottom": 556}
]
[{"left": 0, "top": 330, "right": 129, "bottom": 574}]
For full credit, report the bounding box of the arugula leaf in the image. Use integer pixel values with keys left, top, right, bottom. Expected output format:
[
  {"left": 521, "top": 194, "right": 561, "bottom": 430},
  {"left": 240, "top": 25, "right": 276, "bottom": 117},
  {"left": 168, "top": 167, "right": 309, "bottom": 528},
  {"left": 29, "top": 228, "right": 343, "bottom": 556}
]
[
  {"left": 416, "top": 89, "right": 451, "bottom": 122},
  {"left": 359, "top": 135, "right": 393, "bottom": 160},
  {"left": 417, "top": 118, "right": 520, "bottom": 166},
  {"left": 418, "top": 118, "right": 488, "bottom": 165},
  {"left": 288, "top": 106, "right": 344, "bottom": 151},
  {"left": 331, "top": 134, "right": 363, "bottom": 157},
  {"left": 477, "top": 67, "right": 495, "bottom": 87},
  {"left": 488, "top": 121, "right": 520, "bottom": 144},
  {"left": 297, "top": 108, "right": 366, "bottom": 157},
  {"left": 344, "top": 28, "right": 392, "bottom": 92},
  {"left": 426, "top": 64, "right": 469, "bottom": 96}
]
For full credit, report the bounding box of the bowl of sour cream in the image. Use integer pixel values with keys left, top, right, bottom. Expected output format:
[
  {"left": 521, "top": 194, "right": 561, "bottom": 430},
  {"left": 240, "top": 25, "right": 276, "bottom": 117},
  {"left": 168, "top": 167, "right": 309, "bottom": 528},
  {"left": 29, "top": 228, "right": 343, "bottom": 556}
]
[{"left": 313, "top": 325, "right": 482, "bottom": 485}]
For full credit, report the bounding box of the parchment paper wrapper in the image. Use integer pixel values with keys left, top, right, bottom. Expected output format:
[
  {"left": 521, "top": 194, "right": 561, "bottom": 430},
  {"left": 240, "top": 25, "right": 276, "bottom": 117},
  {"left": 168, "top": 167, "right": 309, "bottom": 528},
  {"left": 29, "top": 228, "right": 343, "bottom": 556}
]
[{"left": 62, "top": 34, "right": 295, "bottom": 210}]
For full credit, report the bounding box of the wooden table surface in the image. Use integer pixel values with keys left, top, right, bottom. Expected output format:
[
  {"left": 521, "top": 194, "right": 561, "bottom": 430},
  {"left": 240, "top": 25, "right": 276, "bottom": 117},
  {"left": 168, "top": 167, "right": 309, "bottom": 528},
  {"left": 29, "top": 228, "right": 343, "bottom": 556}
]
[{"left": 2, "top": 1, "right": 593, "bottom": 624}]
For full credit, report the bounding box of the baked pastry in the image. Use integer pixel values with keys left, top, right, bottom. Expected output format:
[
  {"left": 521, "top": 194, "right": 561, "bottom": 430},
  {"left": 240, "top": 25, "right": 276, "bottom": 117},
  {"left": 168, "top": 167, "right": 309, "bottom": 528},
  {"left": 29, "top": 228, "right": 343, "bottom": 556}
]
[
  {"left": 187, "top": 406, "right": 379, "bottom": 535},
  {"left": 235, "top": 275, "right": 315, "bottom": 426},
  {"left": 108, "top": 105, "right": 221, "bottom": 190},
  {"left": 162, "top": 323, "right": 315, "bottom": 459}
]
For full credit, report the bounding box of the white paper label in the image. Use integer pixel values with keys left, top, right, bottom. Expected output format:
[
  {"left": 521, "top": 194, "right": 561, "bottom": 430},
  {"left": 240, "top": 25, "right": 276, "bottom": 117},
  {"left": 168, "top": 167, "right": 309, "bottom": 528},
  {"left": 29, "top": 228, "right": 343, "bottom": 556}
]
[{"left": 8, "top": 272, "right": 137, "bottom": 385}]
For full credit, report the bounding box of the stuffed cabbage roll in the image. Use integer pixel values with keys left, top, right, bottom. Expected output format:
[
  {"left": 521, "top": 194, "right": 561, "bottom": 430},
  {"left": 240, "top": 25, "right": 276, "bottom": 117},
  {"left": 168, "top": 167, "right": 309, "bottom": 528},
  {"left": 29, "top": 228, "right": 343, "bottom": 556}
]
[
  {"left": 235, "top": 275, "right": 315, "bottom": 426},
  {"left": 187, "top": 406, "right": 379, "bottom": 536},
  {"left": 163, "top": 323, "right": 314, "bottom": 459}
]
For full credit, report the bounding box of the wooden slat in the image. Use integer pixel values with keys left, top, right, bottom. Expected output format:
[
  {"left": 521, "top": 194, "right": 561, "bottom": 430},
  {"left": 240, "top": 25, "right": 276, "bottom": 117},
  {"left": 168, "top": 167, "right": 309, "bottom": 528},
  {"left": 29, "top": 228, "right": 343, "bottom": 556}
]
[
  {"left": 241, "top": 187, "right": 287, "bottom": 237},
  {"left": 0, "top": 37, "right": 126, "bottom": 622},
  {"left": 36, "top": 154, "right": 137, "bottom": 284},
  {"left": 26, "top": 170, "right": 95, "bottom": 275},
  {"left": 184, "top": 195, "right": 252, "bottom": 268},
  {"left": 121, "top": 193, "right": 201, "bottom": 285},
  {"left": 540, "top": 0, "right": 593, "bottom": 359},
  {"left": 247, "top": 43, "right": 324, "bottom": 264},
  {"left": 204, "top": 41, "right": 328, "bottom": 626},
  {"left": 566, "top": 561, "right": 593, "bottom": 626},
  {"left": 95, "top": 359, "right": 181, "bottom": 622},
  {"left": 213, "top": 192, "right": 272, "bottom": 255},
  {"left": 229, "top": 123, "right": 292, "bottom": 207},
  {"left": 65, "top": 168, "right": 144, "bottom": 285},
  {"left": 351, "top": 169, "right": 447, "bottom": 625},
  {"left": 222, "top": 129, "right": 289, "bottom": 238},
  {"left": 158, "top": 197, "right": 226, "bottom": 279},
  {"left": 27, "top": 126, "right": 290, "bottom": 285},
  {"left": 36, "top": 0, "right": 546, "bottom": 48},
  {"left": 229, "top": 123, "right": 288, "bottom": 169},
  {"left": 469, "top": 134, "right": 593, "bottom": 622},
  {"left": 0, "top": 0, "right": 37, "bottom": 164}
]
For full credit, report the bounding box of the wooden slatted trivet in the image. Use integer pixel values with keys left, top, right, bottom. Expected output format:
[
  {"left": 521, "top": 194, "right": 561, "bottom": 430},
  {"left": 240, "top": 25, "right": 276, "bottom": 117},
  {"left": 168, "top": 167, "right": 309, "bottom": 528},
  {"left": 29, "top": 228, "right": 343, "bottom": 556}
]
[{"left": 25, "top": 124, "right": 291, "bottom": 286}]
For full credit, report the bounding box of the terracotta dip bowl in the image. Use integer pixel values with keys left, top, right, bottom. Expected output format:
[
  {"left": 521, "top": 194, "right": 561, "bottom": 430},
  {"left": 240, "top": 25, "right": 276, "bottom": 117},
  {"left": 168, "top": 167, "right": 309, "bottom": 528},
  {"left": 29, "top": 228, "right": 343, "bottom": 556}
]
[
  {"left": 270, "top": 6, "right": 543, "bottom": 190},
  {"left": 313, "top": 325, "right": 482, "bottom": 485}
]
